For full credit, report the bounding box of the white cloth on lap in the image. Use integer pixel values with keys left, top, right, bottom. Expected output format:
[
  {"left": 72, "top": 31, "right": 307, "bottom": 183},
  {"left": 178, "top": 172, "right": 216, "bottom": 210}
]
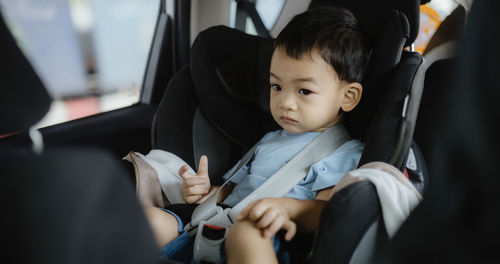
[
  {"left": 134, "top": 150, "right": 195, "bottom": 204},
  {"left": 333, "top": 162, "right": 423, "bottom": 238}
]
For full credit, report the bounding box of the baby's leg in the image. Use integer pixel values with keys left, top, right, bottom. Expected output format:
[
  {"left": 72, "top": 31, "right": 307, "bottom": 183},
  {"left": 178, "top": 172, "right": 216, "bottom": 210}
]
[
  {"left": 225, "top": 219, "right": 278, "bottom": 264},
  {"left": 143, "top": 206, "right": 180, "bottom": 247}
]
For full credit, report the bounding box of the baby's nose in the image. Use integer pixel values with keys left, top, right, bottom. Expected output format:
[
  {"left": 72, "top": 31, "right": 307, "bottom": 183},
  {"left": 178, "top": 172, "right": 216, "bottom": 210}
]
[{"left": 279, "top": 93, "right": 297, "bottom": 110}]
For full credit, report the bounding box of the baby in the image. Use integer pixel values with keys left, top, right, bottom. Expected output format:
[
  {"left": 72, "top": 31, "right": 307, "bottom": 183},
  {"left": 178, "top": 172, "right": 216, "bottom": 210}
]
[{"left": 145, "top": 6, "right": 371, "bottom": 263}]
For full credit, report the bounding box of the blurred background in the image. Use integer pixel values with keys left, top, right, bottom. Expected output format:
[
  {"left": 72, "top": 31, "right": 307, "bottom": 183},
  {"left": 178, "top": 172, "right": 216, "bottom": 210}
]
[{"left": 0, "top": 0, "right": 463, "bottom": 129}]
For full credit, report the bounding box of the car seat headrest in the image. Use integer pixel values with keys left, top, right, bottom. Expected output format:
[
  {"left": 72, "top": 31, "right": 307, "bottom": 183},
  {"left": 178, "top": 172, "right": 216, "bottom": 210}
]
[
  {"left": 346, "top": 10, "right": 410, "bottom": 140},
  {"left": 0, "top": 12, "right": 51, "bottom": 134},
  {"left": 190, "top": 26, "right": 278, "bottom": 150},
  {"left": 309, "top": 0, "right": 419, "bottom": 47}
]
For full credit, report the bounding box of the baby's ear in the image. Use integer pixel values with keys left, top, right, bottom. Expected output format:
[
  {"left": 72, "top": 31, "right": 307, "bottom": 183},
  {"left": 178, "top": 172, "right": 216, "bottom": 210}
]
[{"left": 341, "top": 82, "right": 363, "bottom": 112}]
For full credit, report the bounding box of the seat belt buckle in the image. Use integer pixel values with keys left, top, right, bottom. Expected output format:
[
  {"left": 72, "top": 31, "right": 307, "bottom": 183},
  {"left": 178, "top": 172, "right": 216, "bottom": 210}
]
[
  {"left": 192, "top": 207, "right": 232, "bottom": 263},
  {"left": 193, "top": 220, "right": 228, "bottom": 263},
  {"left": 202, "top": 224, "right": 227, "bottom": 239}
]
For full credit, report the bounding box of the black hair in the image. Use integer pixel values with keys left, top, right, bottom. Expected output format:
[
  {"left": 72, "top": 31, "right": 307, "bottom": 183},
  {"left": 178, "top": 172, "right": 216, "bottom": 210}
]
[{"left": 275, "top": 7, "right": 371, "bottom": 83}]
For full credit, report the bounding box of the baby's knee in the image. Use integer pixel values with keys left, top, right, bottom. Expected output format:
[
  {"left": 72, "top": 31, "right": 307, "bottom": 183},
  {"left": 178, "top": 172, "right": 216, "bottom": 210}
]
[
  {"left": 226, "top": 220, "right": 259, "bottom": 245},
  {"left": 143, "top": 206, "right": 179, "bottom": 247},
  {"left": 226, "top": 220, "right": 277, "bottom": 263},
  {"left": 143, "top": 206, "right": 163, "bottom": 225}
]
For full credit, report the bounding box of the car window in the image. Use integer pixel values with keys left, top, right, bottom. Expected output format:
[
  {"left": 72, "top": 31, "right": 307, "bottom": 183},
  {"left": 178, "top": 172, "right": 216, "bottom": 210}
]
[
  {"left": 230, "top": 0, "right": 286, "bottom": 35},
  {"left": 0, "top": 0, "right": 158, "bottom": 127}
]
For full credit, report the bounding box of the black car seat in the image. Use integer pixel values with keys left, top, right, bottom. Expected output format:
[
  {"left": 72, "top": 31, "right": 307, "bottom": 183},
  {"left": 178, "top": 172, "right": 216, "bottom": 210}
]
[
  {"left": 152, "top": 26, "right": 277, "bottom": 186},
  {"left": 375, "top": 0, "right": 500, "bottom": 262},
  {"left": 0, "top": 12, "right": 164, "bottom": 264},
  {"left": 150, "top": 2, "right": 423, "bottom": 264}
]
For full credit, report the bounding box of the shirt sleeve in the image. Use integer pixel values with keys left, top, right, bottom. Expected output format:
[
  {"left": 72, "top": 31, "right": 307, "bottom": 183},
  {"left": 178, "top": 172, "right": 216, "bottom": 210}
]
[{"left": 308, "top": 140, "right": 364, "bottom": 192}]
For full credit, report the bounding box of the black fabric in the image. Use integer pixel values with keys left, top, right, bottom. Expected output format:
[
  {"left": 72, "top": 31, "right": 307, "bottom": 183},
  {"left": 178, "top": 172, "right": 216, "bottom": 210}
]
[
  {"left": 152, "top": 66, "right": 198, "bottom": 169},
  {"left": 280, "top": 232, "right": 314, "bottom": 264},
  {"left": 309, "top": 181, "right": 386, "bottom": 264},
  {"left": 345, "top": 11, "right": 410, "bottom": 141},
  {"left": 0, "top": 12, "right": 51, "bottom": 134},
  {"left": 358, "top": 51, "right": 423, "bottom": 169},
  {"left": 414, "top": 59, "right": 457, "bottom": 170},
  {"left": 1, "top": 148, "right": 158, "bottom": 264},
  {"left": 190, "top": 26, "right": 279, "bottom": 153},
  {"left": 151, "top": 65, "right": 241, "bottom": 183},
  {"left": 375, "top": 0, "right": 500, "bottom": 262},
  {"left": 309, "top": 0, "right": 420, "bottom": 47},
  {"left": 192, "top": 108, "right": 232, "bottom": 186},
  {"left": 165, "top": 204, "right": 199, "bottom": 227}
]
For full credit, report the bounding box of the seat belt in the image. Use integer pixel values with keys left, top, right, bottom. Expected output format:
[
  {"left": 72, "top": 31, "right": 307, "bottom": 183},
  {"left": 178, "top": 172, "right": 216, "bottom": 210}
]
[
  {"left": 229, "top": 124, "right": 351, "bottom": 220},
  {"left": 186, "top": 124, "right": 352, "bottom": 263}
]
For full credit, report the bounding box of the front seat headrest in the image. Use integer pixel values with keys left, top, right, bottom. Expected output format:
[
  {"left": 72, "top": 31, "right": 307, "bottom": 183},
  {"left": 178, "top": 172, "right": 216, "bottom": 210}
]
[{"left": 0, "top": 12, "right": 51, "bottom": 134}]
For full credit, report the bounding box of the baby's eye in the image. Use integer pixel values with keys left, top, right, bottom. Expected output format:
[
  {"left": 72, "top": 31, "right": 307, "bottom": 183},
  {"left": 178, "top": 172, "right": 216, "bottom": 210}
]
[
  {"left": 271, "top": 84, "right": 281, "bottom": 91},
  {"left": 299, "top": 89, "right": 312, "bottom": 95}
]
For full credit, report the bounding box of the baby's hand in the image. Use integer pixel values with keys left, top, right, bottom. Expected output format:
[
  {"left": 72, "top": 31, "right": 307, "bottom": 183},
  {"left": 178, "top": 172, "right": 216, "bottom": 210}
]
[
  {"left": 179, "top": 155, "right": 211, "bottom": 204},
  {"left": 237, "top": 198, "right": 297, "bottom": 241}
]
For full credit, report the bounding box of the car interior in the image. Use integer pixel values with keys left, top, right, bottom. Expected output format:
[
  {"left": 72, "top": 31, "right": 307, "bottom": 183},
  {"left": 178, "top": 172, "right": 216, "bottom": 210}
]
[
  {"left": 2, "top": 0, "right": 498, "bottom": 263},
  {"left": 0, "top": 10, "right": 160, "bottom": 264}
]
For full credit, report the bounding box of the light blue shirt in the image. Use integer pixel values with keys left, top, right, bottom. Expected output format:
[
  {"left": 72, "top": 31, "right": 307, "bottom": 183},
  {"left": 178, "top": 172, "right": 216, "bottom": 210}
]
[{"left": 222, "top": 129, "right": 364, "bottom": 207}]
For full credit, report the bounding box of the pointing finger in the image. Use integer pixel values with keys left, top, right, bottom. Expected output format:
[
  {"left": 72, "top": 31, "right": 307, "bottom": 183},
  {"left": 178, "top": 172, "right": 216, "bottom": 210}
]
[{"left": 197, "top": 155, "right": 208, "bottom": 177}]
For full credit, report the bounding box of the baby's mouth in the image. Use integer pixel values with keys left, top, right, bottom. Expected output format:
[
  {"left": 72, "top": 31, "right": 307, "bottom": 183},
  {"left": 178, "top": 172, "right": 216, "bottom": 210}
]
[{"left": 280, "top": 115, "right": 297, "bottom": 124}]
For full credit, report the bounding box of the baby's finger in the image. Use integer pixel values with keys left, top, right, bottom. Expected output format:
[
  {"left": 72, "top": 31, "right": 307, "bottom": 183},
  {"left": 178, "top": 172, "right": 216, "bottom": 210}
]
[
  {"left": 197, "top": 155, "right": 209, "bottom": 177},
  {"left": 248, "top": 201, "right": 267, "bottom": 222},
  {"left": 184, "top": 194, "right": 202, "bottom": 204},
  {"left": 282, "top": 220, "right": 297, "bottom": 241},
  {"left": 186, "top": 185, "right": 210, "bottom": 196},
  {"left": 178, "top": 165, "right": 194, "bottom": 179},
  {"left": 237, "top": 201, "right": 256, "bottom": 221},
  {"left": 184, "top": 176, "right": 209, "bottom": 186},
  {"left": 256, "top": 208, "right": 278, "bottom": 229},
  {"left": 264, "top": 214, "right": 285, "bottom": 238}
]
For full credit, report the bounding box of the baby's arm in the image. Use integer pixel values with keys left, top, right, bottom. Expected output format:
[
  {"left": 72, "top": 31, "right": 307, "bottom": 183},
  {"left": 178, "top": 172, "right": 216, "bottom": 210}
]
[
  {"left": 237, "top": 187, "right": 333, "bottom": 240},
  {"left": 289, "top": 187, "right": 333, "bottom": 232},
  {"left": 179, "top": 155, "right": 218, "bottom": 203}
]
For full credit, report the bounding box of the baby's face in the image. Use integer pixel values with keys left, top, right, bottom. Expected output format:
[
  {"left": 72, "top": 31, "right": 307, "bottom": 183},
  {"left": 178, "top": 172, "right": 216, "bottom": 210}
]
[{"left": 269, "top": 47, "right": 347, "bottom": 133}]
